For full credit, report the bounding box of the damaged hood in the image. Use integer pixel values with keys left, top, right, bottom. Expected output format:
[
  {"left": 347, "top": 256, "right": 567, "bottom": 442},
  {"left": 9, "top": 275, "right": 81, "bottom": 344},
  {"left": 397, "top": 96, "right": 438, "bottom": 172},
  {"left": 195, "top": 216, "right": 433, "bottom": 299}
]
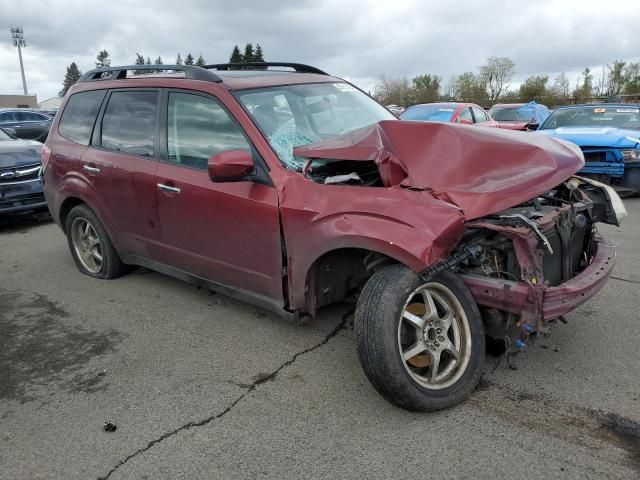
[
  {"left": 293, "top": 121, "right": 584, "bottom": 220},
  {"left": 0, "top": 139, "right": 43, "bottom": 169}
]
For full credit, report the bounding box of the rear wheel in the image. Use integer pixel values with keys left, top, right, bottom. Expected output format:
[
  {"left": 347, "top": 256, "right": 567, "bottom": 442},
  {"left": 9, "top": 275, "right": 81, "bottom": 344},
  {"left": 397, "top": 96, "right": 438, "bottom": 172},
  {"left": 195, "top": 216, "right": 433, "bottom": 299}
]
[
  {"left": 65, "top": 204, "right": 128, "bottom": 279},
  {"left": 355, "top": 264, "right": 485, "bottom": 411}
]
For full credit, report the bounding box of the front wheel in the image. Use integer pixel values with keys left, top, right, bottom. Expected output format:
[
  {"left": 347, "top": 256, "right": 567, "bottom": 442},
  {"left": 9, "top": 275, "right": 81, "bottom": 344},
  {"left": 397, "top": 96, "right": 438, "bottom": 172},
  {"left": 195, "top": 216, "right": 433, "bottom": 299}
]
[{"left": 354, "top": 264, "right": 485, "bottom": 411}]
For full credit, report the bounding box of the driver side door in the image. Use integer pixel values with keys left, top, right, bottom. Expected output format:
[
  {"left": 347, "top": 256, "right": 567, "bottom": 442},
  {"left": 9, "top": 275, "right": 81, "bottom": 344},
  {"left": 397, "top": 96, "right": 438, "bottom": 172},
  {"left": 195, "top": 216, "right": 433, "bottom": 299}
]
[{"left": 154, "top": 90, "right": 284, "bottom": 302}]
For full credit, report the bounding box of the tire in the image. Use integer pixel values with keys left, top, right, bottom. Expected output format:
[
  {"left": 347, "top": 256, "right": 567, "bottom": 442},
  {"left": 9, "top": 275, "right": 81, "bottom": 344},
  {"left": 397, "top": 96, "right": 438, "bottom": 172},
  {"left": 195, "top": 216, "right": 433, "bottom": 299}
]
[
  {"left": 65, "top": 204, "right": 128, "bottom": 279},
  {"left": 355, "top": 264, "right": 485, "bottom": 411}
]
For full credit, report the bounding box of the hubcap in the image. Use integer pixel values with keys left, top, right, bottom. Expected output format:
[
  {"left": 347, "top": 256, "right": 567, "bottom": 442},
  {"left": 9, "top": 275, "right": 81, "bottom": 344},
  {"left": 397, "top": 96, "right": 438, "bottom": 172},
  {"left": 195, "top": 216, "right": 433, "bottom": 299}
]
[
  {"left": 70, "top": 218, "right": 103, "bottom": 274},
  {"left": 397, "top": 282, "right": 472, "bottom": 390}
]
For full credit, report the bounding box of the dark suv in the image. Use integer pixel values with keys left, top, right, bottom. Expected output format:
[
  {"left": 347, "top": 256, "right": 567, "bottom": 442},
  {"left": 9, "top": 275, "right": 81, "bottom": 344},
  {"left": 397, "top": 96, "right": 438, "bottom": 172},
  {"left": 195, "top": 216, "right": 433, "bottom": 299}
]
[{"left": 44, "top": 63, "right": 625, "bottom": 411}]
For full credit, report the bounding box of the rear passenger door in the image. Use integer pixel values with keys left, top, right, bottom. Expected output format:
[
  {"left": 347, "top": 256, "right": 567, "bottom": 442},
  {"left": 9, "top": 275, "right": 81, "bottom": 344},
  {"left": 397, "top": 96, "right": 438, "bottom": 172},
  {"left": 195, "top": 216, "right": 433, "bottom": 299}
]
[
  {"left": 154, "top": 90, "right": 283, "bottom": 301},
  {"left": 84, "top": 89, "right": 165, "bottom": 261}
]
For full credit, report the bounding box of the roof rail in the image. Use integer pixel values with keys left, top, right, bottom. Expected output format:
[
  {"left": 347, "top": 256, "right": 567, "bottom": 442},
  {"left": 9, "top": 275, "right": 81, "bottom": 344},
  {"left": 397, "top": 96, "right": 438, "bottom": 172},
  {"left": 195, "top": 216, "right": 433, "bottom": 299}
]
[
  {"left": 77, "top": 65, "right": 223, "bottom": 83},
  {"left": 204, "top": 62, "right": 328, "bottom": 75}
]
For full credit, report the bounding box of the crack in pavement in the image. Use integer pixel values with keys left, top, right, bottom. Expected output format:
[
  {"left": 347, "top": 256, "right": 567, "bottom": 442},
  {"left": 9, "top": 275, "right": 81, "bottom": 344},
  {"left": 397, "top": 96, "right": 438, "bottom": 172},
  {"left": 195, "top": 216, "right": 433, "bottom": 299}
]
[
  {"left": 611, "top": 275, "right": 640, "bottom": 285},
  {"left": 97, "top": 311, "right": 352, "bottom": 480}
]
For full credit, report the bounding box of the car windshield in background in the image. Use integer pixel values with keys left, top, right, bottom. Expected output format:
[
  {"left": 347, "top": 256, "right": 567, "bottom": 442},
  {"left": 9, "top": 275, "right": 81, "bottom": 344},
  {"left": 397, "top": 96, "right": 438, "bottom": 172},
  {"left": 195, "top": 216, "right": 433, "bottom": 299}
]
[
  {"left": 488, "top": 107, "right": 533, "bottom": 122},
  {"left": 236, "top": 82, "right": 395, "bottom": 171},
  {"left": 400, "top": 105, "right": 454, "bottom": 122},
  {"left": 539, "top": 106, "right": 640, "bottom": 130}
]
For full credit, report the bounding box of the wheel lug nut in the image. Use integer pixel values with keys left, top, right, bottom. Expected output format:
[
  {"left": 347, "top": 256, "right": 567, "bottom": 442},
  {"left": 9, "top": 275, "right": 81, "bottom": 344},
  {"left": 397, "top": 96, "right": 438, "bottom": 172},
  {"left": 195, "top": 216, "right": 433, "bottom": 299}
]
[
  {"left": 436, "top": 328, "right": 442, "bottom": 334},
  {"left": 434, "top": 341, "right": 440, "bottom": 347}
]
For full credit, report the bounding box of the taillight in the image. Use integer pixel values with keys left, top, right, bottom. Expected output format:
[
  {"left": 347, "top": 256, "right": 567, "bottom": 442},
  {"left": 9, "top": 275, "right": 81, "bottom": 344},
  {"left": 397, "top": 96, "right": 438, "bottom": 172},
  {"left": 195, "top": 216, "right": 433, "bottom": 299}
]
[{"left": 41, "top": 144, "right": 52, "bottom": 173}]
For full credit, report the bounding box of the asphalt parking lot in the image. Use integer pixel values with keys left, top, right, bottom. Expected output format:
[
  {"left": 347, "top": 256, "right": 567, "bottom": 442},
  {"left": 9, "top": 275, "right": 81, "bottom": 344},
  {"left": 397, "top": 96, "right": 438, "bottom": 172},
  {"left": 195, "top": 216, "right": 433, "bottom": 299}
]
[{"left": 1, "top": 201, "right": 639, "bottom": 480}]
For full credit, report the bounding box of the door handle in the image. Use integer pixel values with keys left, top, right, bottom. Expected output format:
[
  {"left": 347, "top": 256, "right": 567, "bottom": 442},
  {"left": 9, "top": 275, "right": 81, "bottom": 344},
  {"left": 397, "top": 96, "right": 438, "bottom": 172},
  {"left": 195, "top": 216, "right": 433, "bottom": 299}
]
[
  {"left": 157, "top": 183, "right": 181, "bottom": 194},
  {"left": 83, "top": 165, "right": 100, "bottom": 174}
]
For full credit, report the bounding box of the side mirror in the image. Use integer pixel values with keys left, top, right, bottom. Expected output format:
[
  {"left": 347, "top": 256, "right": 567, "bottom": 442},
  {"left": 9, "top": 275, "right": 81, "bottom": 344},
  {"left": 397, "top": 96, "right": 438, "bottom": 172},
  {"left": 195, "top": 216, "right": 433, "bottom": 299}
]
[
  {"left": 457, "top": 118, "right": 473, "bottom": 125},
  {"left": 208, "top": 149, "right": 255, "bottom": 182},
  {"left": 526, "top": 122, "right": 539, "bottom": 131}
]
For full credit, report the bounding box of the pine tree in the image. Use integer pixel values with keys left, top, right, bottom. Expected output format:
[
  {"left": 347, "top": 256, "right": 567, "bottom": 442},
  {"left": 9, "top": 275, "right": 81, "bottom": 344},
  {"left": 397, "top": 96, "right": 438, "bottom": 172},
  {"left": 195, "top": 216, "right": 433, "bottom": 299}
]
[
  {"left": 176, "top": 53, "right": 182, "bottom": 65},
  {"left": 229, "top": 45, "right": 243, "bottom": 63},
  {"left": 243, "top": 43, "right": 254, "bottom": 62},
  {"left": 95, "top": 50, "right": 111, "bottom": 68},
  {"left": 254, "top": 44, "right": 265, "bottom": 62},
  {"left": 195, "top": 55, "right": 206, "bottom": 67},
  {"left": 145, "top": 56, "right": 152, "bottom": 65},
  {"left": 134, "top": 53, "right": 145, "bottom": 74},
  {"left": 184, "top": 53, "right": 194, "bottom": 65},
  {"left": 154, "top": 56, "right": 164, "bottom": 73},
  {"left": 59, "top": 62, "right": 82, "bottom": 97}
]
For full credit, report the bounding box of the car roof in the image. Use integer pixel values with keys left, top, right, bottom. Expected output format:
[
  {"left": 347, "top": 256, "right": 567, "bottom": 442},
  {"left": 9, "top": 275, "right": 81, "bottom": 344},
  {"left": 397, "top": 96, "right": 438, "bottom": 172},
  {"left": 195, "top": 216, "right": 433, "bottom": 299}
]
[
  {"left": 490, "top": 103, "right": 525, "bottom": 109},
  {"left": 74, "top": 64, "right": 345, "bottom": 92},
  {"left": 552, "top": 103, "right": 638, "bottom": 110}
]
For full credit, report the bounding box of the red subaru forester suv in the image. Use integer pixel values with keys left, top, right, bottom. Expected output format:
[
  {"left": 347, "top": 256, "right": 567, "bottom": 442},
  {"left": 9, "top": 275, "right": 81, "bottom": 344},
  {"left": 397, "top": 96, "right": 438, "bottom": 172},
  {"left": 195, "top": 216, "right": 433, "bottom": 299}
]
[{"left": 43, "top": 62, "right": 625, "bottom": 411}]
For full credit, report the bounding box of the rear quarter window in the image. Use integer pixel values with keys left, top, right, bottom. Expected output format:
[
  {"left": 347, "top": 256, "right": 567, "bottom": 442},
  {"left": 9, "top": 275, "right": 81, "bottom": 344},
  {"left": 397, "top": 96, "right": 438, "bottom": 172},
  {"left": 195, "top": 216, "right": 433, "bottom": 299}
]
[{"left": 58, "top": 90, "right": 106, "bottom": 145}]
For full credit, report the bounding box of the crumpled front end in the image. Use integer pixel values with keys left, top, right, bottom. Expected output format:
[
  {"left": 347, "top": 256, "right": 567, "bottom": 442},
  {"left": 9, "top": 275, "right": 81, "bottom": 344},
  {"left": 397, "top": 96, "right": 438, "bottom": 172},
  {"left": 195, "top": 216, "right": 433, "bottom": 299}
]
[{"left": 447, "top": 177, "right": 621, "bottom": 347}]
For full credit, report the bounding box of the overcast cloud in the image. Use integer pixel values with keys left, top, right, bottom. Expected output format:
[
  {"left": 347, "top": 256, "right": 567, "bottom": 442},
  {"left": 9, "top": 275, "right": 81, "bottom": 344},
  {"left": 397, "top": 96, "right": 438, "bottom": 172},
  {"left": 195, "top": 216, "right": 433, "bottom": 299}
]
[{"left": 1, "top": 0, "right": 639, "bottom": 101}]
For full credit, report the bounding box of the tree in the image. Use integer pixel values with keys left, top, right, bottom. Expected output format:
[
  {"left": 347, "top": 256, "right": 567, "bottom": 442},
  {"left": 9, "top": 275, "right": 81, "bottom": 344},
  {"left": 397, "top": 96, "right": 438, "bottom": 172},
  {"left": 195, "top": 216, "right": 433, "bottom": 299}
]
[
  {"left": 573, "top": 67, "right": 593, "bottom": 100},
  {"left": 243, "top": 43, "right": 254, "bottom": 62},
  {"left": 518, "top": 75, "right": 549, "bottom": 101},
  {"left": 454, "top": 72, "right": 486, "bottom": 103},
  {"left": 254, "top": 44, "right": 265, "bottom": 62},
  {"left": 552, "top": 72, "right": 570, "bottom": 97},
  {"left": 59, "top": 62, "right": 82, "bottom": 97},
  {"left": 176, "top": 53, "right": 183, "bottom": 65},
  {"left": 411, "top": 74, "right": 441, "bottom": 104},
  {"left": 606, "top": 60, "right": 626, "bottom": 97},
  {"left": 229, "top": 45, "right": 243, "bottom": 63},
  {"left": 95, "top": 49, "right": 111, "bottom": 68},
  {"left": 373, "top": 75, "right": 412, "bottom": 107},
  {"left": 184, "top": 53, "right": 194, "bottom": 66},
  {"left": 479, "top": 56, "right": 515, "bottom": 103},
  {"left": 145, "top": 56, "right": 152, "bottom": 65},
  {"left": 195, "top": 55, "right": 206, "bottom": 67},
  {"left": 623, "top": 62, "right": 640, "bottom": 94},
  {"left": 134, "top": 53, "right": 145, "bottom": 74}
]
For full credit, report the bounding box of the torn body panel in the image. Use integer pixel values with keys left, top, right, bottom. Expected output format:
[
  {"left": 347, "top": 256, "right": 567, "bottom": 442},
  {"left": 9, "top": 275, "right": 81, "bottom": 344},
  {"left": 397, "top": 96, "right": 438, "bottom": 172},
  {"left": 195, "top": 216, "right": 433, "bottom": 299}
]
[
  {"left": 294, "top": 120, "right": 585, "bottom": 219},
  {"left": 277, "top": 173, "right": 465, "bottom": 312}
]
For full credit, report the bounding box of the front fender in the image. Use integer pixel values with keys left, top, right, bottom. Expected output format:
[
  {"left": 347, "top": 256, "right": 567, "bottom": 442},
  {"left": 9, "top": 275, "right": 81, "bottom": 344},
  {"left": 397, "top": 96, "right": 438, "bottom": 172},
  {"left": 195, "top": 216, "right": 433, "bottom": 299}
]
[{"left": 279, "top": 176, "right": 465, "bottom": 310}]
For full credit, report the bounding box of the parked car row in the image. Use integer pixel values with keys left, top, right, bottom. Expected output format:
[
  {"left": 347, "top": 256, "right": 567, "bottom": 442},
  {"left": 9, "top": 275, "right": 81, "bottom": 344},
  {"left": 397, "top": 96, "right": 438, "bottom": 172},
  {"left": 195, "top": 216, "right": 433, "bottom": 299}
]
[{"left": 398, "top": 99, "right": 640, "bottom": 194}]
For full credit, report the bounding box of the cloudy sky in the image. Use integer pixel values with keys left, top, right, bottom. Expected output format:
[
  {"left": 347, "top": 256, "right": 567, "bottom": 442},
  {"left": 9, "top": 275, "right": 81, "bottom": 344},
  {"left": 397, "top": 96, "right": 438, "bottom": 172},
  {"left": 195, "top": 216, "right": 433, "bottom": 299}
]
[{"left": 1, "top": 0, "right": 639, "bottom": 102}]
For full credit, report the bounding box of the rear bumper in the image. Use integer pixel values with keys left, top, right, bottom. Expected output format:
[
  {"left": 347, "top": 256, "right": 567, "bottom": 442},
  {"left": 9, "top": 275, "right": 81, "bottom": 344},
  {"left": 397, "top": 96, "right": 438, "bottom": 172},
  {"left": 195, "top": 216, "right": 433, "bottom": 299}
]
[{"left": 461, "top": 239, "right": 615, "bottom": 321}]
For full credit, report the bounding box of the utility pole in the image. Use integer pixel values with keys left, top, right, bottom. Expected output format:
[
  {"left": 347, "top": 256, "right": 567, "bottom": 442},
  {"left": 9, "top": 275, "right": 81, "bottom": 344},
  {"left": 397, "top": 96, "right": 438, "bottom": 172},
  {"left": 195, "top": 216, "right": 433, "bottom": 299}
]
[{"left": 10, "top": 26, "right": 28, "bottom": 95}]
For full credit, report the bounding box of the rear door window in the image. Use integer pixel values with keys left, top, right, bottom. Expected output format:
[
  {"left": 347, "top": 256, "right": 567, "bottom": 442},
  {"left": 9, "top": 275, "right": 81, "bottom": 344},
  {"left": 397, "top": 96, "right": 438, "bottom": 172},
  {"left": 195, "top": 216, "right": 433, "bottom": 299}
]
[
  {"left": 58, "top": 90, "right": 106, "bottom": 145},
  {"left": 456, "top": 108, "right": 473, "bottom": 123},
  {"left": 100, "top": 91, "right": 158, "bottom": 157},
  {"left": 472, "top": 107, "right": 489, "bottom": 123},
  {"left": 0, "top": 112, "right": 17, "bottom": 122}
]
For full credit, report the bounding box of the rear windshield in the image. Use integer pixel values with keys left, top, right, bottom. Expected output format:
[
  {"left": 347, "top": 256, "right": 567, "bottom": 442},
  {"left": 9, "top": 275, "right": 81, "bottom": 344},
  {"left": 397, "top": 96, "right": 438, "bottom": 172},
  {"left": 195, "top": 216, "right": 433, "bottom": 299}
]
[
  {"left": 488, "top": 107, "right": 533, "bottom": 122},
  {"left": 539, "top": 106, "right": 640, "bottom": 130},
  {"left": 59, "top": 90, "right": 106, "bottom": 145},
  {"left": 400, "top": 105, "right": 454, "bottom": 122}
]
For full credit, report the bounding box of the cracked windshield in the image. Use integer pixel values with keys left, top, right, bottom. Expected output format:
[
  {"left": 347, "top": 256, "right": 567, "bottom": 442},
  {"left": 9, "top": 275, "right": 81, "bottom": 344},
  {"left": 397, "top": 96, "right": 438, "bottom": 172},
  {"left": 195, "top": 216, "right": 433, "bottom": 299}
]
[{"left": 237, "top": 82, "right": 395, "bottom": 170}]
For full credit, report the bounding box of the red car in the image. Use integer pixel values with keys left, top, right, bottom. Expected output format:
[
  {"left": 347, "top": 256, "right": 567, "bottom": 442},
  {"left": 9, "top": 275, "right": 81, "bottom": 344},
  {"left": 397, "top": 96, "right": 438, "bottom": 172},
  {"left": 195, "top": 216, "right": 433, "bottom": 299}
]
[
  {"left": 43, "top": 62, "right": 624, "bottom": 411},
  {"left": 400, "top": 102, "right": 499, "bottom": 127}
]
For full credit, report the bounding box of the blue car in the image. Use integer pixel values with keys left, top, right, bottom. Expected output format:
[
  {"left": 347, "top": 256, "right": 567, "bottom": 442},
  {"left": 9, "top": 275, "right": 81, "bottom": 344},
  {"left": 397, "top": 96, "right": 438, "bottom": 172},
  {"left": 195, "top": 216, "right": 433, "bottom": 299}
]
[{"left": 535, "top": 104, "right": 640, "bottom": 193}]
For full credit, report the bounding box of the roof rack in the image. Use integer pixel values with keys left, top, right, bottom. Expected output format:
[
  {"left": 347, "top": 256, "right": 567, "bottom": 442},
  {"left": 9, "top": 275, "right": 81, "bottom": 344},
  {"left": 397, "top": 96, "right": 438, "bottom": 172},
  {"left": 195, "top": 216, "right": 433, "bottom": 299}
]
[
  {"left": 78, "top": 65, "right": 223, "bottom": 83},
  {"left": 204, "top": 62, "right": 328, "bottom": 75}
]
